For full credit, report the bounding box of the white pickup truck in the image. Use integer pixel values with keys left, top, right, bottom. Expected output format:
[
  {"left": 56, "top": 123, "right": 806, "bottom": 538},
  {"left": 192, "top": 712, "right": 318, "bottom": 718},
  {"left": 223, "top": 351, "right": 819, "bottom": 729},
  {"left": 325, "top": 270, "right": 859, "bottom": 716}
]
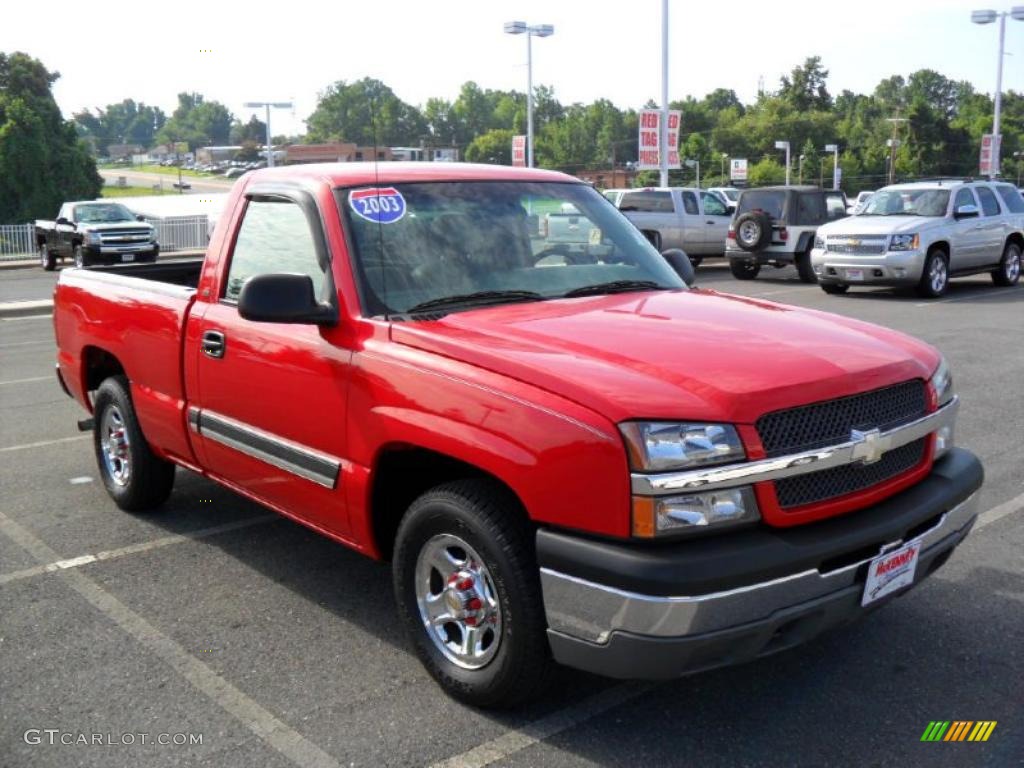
[
  {"left": 615, "top": 187, "right": 732, "bottom": 266},
  {"left": 812, "top": 180, "right": 1024, "bottom": 298}
]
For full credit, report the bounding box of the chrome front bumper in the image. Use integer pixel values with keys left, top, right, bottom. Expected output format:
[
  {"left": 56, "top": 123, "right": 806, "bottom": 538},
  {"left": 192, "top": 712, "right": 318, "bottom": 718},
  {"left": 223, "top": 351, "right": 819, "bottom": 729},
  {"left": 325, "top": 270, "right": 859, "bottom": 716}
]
[
  {"left": 541, "top": 490, "right": 978, "bottom": 646},
  {"left": 810, "top": 247, "right": 926, "bottom": 284}
]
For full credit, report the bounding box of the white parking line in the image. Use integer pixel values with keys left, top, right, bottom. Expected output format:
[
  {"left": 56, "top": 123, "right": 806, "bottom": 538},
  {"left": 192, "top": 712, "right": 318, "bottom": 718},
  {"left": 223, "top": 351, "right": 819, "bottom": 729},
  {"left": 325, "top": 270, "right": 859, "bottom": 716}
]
[
  {"left": 428, "top": 682, "right": 654, "bottom": 768},
  {"left": 974, "top": 489, "right": 1024, "bottom": 531},
  {"left": 0, "top": 510, "right": 341, "bottom": 768},
  {"left": 0, "top": 435, "right": 90, "bottom": 452},
  {"left": 0, "top": 339, "right": 53, "bottom": 349},
  {"left": 0, "top": 376, "right": 50, "bottom": 386},
  {"left": 915, "top": 286, "right": 1021, "bottom": 307},
  {"left": 1, "top": 314, "right": 51, "bottom": 322},
  {"left": 0, "top": 515, "right": 277, "bottom": 587}
]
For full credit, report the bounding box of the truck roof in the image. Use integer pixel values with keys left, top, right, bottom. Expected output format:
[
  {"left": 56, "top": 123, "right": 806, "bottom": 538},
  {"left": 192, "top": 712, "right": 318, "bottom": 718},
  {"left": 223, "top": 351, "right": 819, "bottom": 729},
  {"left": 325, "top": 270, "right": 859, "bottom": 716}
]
[{"left": 242, "top": 161, "right": 577, "bottom": 187}]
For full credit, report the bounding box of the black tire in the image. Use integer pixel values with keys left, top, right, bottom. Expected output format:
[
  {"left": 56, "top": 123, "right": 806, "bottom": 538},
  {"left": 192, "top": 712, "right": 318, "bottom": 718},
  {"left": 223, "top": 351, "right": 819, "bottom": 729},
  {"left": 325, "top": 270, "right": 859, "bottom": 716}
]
[
  {"left": 916, "top": 249, "right": 949, "bottom": 298},
  {"left": 92, "top": 376, "right": 175, "bottom": 512},
  {"left": 689, "top": 256, "right": 703, "bottom": 268},
  {"left": 642, "top": 230, "right": 662, "bottom": 251},
  {"left": 795, "top": 250, "right": 817, "bottom": 283},
  {"left": 729, "top": 259, "right": 761, "bottom": 280},
  {"left": 393, "top": 479, "right": 553, "bottom": 708},
  {"left": 73, "top": 244, "right": 87, "bottom": 268},
  {"left": 39, "top": 243, "right": 56, "bottom": 271},
  {"left": 991, "top": 241, "right": 1021, "bottom": 287},
  {"left": 733, "top": 211, "right": 772, "bottom": 252},
  {"left": 821, "top": 283, "right": 849, "bottom": 295}
]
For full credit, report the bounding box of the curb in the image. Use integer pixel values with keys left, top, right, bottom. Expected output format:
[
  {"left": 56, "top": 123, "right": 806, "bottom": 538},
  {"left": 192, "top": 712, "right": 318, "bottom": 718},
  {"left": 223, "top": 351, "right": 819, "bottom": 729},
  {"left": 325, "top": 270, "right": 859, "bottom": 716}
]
[
  {"left": 0, "top": 300, "right": 53, "bottom": 318},
  {"left": 0, "top": 259, "right": 40, "bottom": 271}
]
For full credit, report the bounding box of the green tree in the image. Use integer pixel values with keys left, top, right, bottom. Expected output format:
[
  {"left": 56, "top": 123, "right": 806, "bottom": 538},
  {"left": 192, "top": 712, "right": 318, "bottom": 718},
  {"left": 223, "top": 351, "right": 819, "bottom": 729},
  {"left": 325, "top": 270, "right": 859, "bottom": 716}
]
[
  {"left": 230, "top": 115, "right": 266, "bottom": 145},
  {"left": 156, "top": 92, "right": 234, "bottom": 149},
  {"left": 306, "top": 78, "right": 425, "bottom": 146},
  {"left": 0, "top": 52, "right": 101, "bottom": 223},
  {"left": 779, "top": 56, "right": 832, "bottom": 111},
  {"left": 464, "top": 129, "right": 514, "bottom": 164}
]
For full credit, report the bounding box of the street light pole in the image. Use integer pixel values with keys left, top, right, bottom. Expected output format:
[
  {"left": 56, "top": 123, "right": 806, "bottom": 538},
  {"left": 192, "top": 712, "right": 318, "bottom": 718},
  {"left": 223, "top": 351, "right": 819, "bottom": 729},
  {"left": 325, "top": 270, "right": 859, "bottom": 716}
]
[
  {"left": 660, "top": 0, "right": 669, "bottom": 187},
  {"left": 243, "top": 101, "right": 293, "bottom": 168},
  {"left": 971, "top": 7, "right": 1024, "bottom": 178},
  {"left": 775, "top": 141, "right": 791, "bottom": 185},
  {"left": 824, "top": 144, "right": 839, "bottom": 190},
  {"left": 504, "top": 21, "right": 554, "bottom": 168}
]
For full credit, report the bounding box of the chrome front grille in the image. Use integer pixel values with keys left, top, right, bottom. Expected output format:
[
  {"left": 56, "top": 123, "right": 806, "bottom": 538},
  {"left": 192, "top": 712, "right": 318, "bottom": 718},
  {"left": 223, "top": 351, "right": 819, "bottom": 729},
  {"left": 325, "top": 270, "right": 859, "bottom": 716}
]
[
  {"left": 825, "top": 236, "right": 887, "bottom": 255},
  {"left": 99, "top": 229, "right": 152, "bottom": 245}
]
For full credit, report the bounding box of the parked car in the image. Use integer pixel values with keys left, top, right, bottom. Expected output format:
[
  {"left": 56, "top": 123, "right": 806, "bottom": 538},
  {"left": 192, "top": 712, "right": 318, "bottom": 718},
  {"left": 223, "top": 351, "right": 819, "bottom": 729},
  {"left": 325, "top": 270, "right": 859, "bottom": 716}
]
[
  {"left": 707, "top": 186, "right": 741, "bottom": 213},
  {"left": 616, "top": 186, "right": 732, "bottom": 265},
  {"left": 726, "top": 186, "right": 848, "bottom": 282},
  {"left": 35, "top": 201, "right": 158, "bottom": 270},
  {"left": 53, "top": 163, "right": 980, "bottom": 708},
  {"left": 848, "top": 190, "right": 875, "bottom": 214},
  {"left": 812, "top": 180, "right": 1024, "bottom": 297}
]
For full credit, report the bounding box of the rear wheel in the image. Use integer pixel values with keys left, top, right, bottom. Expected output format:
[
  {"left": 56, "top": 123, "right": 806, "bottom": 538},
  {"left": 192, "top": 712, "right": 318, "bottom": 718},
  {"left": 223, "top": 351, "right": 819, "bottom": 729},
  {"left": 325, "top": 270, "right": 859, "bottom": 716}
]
[
  {"left": 93, "top": 376, "right": 175, "bottom": 511},
  {"left": 916, "top": 250, "right": 949, "bottom": 298},
  {"left": 39, "top": 243, "right": 56, "bottom": 271},
  {"left": 991, "top": 242, "right": 1021, "bottom": 287},
  {"left": 689, "top": 256, "right": 703, "bottom": 268},
  {"left": 729, "top": 260, "right": 760, "bottom": 280},
  {"left": 795, "top": 250, "right": 817, "bottom": 283},
  {"left": 393, "top": 479, "right": 552, "bottom": 708},
  {"left": 821, "top": 283, "right": 849, "bottom": 295}
]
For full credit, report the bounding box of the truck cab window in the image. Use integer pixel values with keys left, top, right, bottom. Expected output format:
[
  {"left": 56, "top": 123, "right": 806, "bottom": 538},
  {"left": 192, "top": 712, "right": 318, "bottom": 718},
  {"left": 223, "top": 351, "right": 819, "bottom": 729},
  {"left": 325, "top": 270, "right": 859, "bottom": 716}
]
[
  {"left": 682, "top": 192, "right": 699, "bottom": 215},
  {"left": 700, "top": 192, "right": 725, "bottom": 216},
  {"left": 618, "top": 191, "right": 674, "bottom": 213},
  {"left": 224, "top": 199, "right": 324, "bottom": 302}
]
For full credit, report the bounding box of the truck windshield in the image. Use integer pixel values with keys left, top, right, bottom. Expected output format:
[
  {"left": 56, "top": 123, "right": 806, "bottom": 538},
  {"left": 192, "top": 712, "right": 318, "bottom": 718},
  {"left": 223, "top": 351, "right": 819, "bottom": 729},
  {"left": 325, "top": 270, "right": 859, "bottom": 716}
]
[
  {"left": 861, "top": 189, "right": 950, "bottom": 217},
  {"left": 73, "top": 203, "right": 136, "bottom": 223},
  {"left": 339, "top": 181, "right": 684, "bottom": 317}
]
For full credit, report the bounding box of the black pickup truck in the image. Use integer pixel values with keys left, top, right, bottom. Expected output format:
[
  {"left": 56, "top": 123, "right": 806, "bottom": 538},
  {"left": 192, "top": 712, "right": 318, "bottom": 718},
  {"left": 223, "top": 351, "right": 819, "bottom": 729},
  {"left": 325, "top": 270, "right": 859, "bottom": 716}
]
[{"left": 35, "top": 201, "right": 158, "bottom": 270}]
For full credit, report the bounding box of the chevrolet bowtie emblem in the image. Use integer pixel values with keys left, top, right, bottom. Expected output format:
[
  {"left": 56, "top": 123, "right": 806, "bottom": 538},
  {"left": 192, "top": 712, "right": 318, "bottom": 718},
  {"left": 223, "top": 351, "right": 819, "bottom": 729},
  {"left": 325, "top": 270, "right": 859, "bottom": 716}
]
[
  {"left": 851, "top": 428, "right": 891, "bottom": 465},
  {"left": 849, "top": 239, "right": 861, "bottom": 246}
]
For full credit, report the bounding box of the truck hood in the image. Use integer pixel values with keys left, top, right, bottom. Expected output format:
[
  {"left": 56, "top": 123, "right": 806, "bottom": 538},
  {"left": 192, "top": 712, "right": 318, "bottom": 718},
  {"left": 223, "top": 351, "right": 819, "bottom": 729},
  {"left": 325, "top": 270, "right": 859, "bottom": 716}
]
[
  {"left": 390, "top": 289, "right": 939, "bottom": 425},
  {"left": 820, "top": 216, "right": 941, "bottom": 237}
]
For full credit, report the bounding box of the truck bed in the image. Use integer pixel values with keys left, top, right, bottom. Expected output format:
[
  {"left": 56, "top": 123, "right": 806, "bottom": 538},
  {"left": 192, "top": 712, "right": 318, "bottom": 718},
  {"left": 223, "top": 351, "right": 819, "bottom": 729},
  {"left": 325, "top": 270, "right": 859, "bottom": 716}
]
[{"left": 53, "top": 257, "right": 203, "bottom": 465}]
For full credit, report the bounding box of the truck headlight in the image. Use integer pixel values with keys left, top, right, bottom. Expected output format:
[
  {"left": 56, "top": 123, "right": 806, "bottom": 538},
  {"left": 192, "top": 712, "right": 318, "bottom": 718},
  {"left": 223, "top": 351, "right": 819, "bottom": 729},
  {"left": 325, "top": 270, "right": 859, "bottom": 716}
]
[
  {"left": 619, "top": 422, "right": 745, "bottom": 472},
  {"left": 814, "top": 234, "right": 825, "bottom": 249},
  {"left": 930, "top": 357, "right": 955, "bottom": 458},
  {"left": 889, "top": 234, "right": 919, "bottom": 251},
  {"left": 84, "top": 231, "right": 102, "bottom": 245},
  {"left": 632, "top": 487, "right": 760, "bottom": 537}
]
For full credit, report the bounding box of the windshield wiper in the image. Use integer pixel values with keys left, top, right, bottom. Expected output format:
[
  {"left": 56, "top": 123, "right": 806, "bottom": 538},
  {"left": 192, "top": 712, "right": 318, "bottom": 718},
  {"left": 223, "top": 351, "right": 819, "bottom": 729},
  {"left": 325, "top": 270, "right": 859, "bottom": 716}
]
[
  {"left": 405, "top": 290, "right": 545, "bottom": 315},
  {"left": 562, "top": 280, "right": 664, "bottom": 298}
]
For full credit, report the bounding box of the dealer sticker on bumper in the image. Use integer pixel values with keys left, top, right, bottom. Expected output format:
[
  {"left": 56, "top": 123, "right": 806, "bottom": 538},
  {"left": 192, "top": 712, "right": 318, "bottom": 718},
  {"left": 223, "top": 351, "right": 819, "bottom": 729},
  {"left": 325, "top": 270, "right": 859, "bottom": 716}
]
[{"left": 862, "top": 542, "right": 920, "bottom": 606}]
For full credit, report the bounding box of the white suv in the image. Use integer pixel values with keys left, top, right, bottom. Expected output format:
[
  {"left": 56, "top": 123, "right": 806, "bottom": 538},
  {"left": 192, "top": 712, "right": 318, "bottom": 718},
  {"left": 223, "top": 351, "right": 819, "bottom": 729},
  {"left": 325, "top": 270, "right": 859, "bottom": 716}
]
[{"left": 811, "top": 181, "right": 1024, "bottom": 298}]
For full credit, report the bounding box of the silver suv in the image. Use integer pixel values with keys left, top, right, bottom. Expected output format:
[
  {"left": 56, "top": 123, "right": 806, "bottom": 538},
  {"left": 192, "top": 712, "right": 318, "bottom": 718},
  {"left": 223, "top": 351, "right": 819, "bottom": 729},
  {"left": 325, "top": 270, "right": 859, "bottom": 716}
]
[{"left": 812, "top": 181, "right": 1024, "bottom": 298}]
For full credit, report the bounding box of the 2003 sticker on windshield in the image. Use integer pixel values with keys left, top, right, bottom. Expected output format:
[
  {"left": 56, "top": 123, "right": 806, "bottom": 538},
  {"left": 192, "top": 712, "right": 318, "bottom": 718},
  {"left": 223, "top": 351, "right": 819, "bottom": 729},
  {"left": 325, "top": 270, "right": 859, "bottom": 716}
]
[{"left": 349, "top": 187, "right": 407, "bottom": 224}]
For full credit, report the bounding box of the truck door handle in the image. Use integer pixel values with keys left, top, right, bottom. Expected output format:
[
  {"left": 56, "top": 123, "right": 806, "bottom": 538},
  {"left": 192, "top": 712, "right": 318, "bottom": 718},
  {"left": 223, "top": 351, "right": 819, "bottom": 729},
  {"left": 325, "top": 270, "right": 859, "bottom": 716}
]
[
  {"left": 706, "top": 220, "right": 716, "bottom": 225},
  {"left": 202, "top": 330, "right": 226, "bottom": 358}
]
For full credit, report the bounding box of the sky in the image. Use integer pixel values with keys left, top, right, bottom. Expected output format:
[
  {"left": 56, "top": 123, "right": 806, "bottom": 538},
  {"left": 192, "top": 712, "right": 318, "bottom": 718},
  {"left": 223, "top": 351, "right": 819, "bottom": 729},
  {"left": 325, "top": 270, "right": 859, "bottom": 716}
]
[{"left": 2, "top": 0, "right": 1022, "bottom": 137}]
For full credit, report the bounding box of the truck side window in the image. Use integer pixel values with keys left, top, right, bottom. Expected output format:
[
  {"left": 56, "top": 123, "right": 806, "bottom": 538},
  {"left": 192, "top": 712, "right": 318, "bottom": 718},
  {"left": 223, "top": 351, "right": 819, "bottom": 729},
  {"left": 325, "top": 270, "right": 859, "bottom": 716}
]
[
  {"left": 619, "top": 191, "right": 674, "bottom": 213},
  {"left": 954, "top": 188, "right": 976, "bottom": 212},
  {"left": 224, "top": 199, "right": 324, "bottom": 302},
  {"left": 974, "top": 186, "right": 1001, "bottom": 217},
  {"left": 996, "top": 184, "right": 1024, "bottom": 213}
]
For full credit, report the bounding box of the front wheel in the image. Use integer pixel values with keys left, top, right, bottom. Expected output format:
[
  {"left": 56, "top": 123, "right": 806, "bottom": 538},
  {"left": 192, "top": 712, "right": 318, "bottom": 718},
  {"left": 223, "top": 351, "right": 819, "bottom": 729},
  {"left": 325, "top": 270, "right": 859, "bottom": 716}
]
[
  {"left": 39, "top": 243, "right": 56, "bottom": 271},
  {"left": 821, "top": 283, "right": 849, "bottom": 295},
  {"left": 916, "top": 250, "right": 949, "bottom": 298},
  {"left": 729, "top": 260, "right": 761, "bottom": 280},
  {"left": 93, "top": 376, "right": 175, "bottom": 511},
  {"left": 393, "top": 479, "right": 552, "bottom": 708},
  {"left": 991, "top": 242, "right": 1021, "bottom": 287},
  {"left": 795, "top": 250, "right": 817, "bottom": 283}
]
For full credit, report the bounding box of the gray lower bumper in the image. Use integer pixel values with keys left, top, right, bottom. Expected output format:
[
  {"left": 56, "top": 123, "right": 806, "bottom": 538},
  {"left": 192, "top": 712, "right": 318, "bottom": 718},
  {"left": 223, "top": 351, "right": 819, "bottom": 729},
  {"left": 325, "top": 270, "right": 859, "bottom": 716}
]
[
  {"left": 541, "top": 491, "right": 978, "bottom": 679},
  {"left": 811, "top": 248, "right": 925, "bottom": 285}
]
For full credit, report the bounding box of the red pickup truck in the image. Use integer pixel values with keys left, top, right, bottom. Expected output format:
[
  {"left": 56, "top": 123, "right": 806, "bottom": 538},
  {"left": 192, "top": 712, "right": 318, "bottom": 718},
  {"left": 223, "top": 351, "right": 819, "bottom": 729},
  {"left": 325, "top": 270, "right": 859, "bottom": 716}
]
[{"left": 53, "top": 163, "right": 982, "bottom": 708}]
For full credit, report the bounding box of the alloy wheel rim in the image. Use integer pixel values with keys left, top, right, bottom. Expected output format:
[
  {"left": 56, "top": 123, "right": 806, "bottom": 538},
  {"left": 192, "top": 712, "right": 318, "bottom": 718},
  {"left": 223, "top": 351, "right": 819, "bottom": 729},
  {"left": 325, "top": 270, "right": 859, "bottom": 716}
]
[
  {"left": 1007, "top": 249, "right": 1020, "bottom": 281},
  {"left": 930, "top": 259, "right": 947, "bottom": 293},
  {"left": 415, "top": 533, "right": 502, "bottom": 670},
  {"left": 100, "top": 405, "right": 131, "bottom": 486}
]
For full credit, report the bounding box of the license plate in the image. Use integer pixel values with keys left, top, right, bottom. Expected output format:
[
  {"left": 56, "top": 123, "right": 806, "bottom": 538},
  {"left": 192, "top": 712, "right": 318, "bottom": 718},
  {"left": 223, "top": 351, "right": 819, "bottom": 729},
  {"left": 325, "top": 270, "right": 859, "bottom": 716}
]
[
  {"left": 121, "top": 254, "right": 135, "bottom": 262},
  {"left": 862, "top": 542, "right": 920, "bottom": 606},
  {"left": 845, "top": 268, "right": 864, "bottom": 281}
]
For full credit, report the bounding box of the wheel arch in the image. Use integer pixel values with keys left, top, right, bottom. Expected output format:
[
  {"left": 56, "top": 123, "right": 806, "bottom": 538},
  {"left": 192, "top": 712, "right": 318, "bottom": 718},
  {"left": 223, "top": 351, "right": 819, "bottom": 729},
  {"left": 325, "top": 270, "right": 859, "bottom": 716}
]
[
  {"left": 1004, "top": 232, "right": 1023, "bottom": 252},
  {"left": 81, "top": 346, "right": 126, "bottom": 403}
]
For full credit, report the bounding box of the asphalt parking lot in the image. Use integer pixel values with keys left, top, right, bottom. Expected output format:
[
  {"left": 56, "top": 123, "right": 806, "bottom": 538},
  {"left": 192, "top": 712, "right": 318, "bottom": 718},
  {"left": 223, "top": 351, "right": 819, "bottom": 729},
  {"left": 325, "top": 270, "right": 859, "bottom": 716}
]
[{"left": 1, "top": 262, "right": 1022, "bottom": 768}]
